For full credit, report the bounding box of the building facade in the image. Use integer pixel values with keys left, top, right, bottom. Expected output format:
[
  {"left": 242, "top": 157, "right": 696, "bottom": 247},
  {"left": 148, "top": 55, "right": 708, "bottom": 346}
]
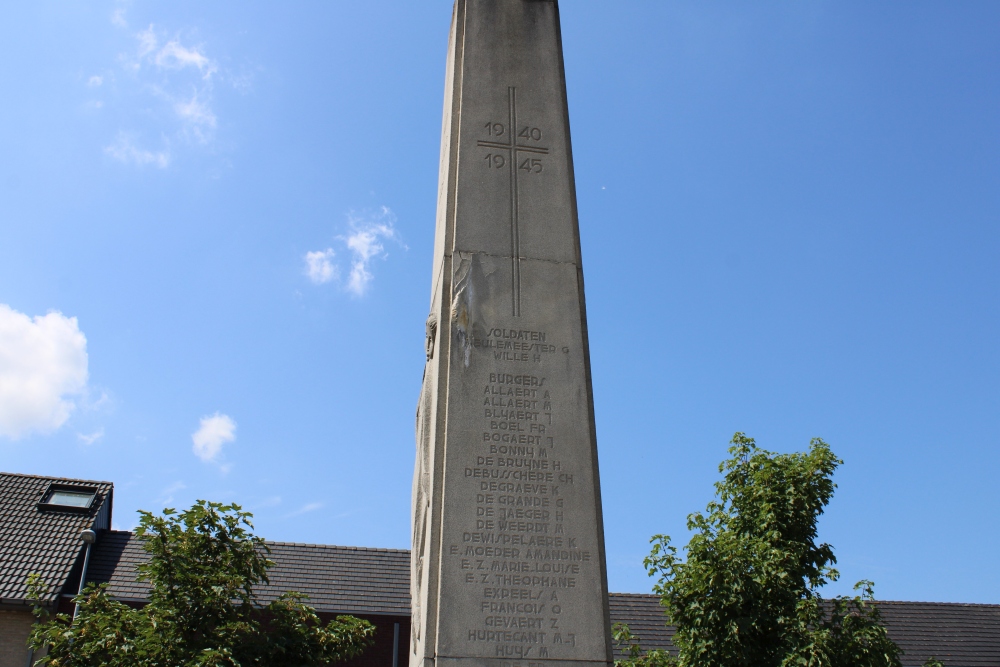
[{"left": 1, "top": 472, "right": 998, "bottom": 667}]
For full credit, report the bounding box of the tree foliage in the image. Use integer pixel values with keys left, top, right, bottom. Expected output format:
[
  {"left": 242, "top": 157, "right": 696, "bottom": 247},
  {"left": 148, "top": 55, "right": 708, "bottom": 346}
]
[
  {"left": 615, "top": 433, "right": 917, "bottom": 667},
  {"left": 28, "top": 500, "right": 374, "bottom": 667}
]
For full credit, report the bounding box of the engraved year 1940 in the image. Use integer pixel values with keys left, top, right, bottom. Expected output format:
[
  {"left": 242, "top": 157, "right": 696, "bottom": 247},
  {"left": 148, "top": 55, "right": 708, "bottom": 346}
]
[{"left": 481, "top": 121, "right": 546, "bottom": 174}]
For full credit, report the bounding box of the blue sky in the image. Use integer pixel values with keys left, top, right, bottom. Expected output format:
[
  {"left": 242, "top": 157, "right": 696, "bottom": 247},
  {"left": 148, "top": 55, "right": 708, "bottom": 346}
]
[{"left": 1, "top": 1, "right": 998, "bottom": 604}]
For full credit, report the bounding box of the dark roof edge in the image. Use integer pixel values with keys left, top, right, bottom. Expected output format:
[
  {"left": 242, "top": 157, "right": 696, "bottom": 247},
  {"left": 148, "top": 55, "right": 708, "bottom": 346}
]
[
  {"left": 103, "top": 530, "right": 409, "bottom": 554},
  {"left": 608, "top": 592, "right": 1000, "bottom": 608},
  {"left": 0, "top": 471, "right": 114, "bottom": 486},
  {"left": 0, "top": 600, "right": 53, "bottom": 612}
]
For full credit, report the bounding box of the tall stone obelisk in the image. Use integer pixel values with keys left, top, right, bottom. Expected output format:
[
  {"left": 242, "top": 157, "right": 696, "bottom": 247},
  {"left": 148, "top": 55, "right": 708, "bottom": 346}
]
[{"left": 412, "top": 2, "right": 613, "bottom": 667}]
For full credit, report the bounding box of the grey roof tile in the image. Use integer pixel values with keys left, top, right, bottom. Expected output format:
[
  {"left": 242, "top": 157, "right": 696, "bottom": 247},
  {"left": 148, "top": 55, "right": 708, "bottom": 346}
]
[
  {"left": 87, "top": 532, "right": 411, "bottom": 616},
  {"left": 607, "top": 593, "right": 1000, "bottom": 667},
  {"left": 608, "top": 592, "right": 677, "bottom": 658}
]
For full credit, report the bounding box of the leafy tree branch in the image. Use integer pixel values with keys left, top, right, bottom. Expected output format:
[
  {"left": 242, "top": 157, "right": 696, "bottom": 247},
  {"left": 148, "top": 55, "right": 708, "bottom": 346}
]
[{"left": 28, "top": 500, "right": 374, "bottom": 667}]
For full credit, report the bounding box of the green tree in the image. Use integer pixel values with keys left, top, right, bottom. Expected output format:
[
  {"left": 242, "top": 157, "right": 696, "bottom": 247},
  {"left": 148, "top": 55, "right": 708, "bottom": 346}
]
[
  {"left": 28, "top": 500, "right": 374, "bottom": 667},
  {"left": 615, "top": 433, "right": 916, "bottom": 667}
]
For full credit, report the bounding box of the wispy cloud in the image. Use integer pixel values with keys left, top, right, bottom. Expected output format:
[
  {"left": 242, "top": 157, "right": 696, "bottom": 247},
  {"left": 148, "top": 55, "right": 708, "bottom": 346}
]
[
  {"left": 134, "top": 27, "right": 218, "bottom": 138},
  {"left": 87, "top": 75, "right": 103, "bottom": 87},
  {"left": 77, "top": 428, "right": 105, "bottom": 445},
  {"left": 303, "top": 207, "right": 405, "bottom": 297},
  {"left": 111, "top": 6, "right": 127, "bottom": 28},
  {"left": 105, "top": 23, "right": 234, "bottom": 166},
  {"left": 155, "top": 39, "right": 217, "bottom": 80},
  {"left": 0, "top": 305, "right": 89, "bottom": 440},
  {"left": 283, "top": 502, "right": 324, "bottom": 519},
  {"left": 304, "top": 249, "right": 338, "bottom": 284},
  {"left": 174, "top": 91, "right": 216, "bottom": 142},
  {"left": 343, "top": 211, "right": 401, "bottom": 296},
  {"left": 160, "top": 480, "right": 186, "bottom": 505},
  {"left": 191, "top": 412, "right": 236, "bottom": 463},
  {"left": 135, "top": 25, "right": 158, "bottom": 61},
  {"left": 80, "top": 388, "right": 112, "bottom": 412},
  {"left": 104, "top": 132, "right": 170, "bottom": 168},
  {"left": 255, "top": 495, "right": 282, "bottom": 509}
]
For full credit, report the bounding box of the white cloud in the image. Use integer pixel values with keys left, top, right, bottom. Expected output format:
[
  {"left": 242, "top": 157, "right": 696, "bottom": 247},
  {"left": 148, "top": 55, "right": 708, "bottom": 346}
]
[
  {"left": 131, "top": 27, "right": 217, "bottom": 83},
  {"left": 104, "top": 132, "right": 170, "bottom": 168},
  {"left": 108, "top": 25, "right": 222, "bottom": 165},
  {"left": 155, "top": 39, "right": 217, "bottom": 80},
  {"left": 87, "top": 75, "right": 103, "bottom": 87},
  {"left": 304, "top": 249, "right": 338, "bottom": 284},
  {"left": 77, "top": 428, "right": 104, "bottom": 445},
  {"left": 174, "top": 91, "right": 216, "bottom": 142},
  {"left": 191, "top": 412, "right": 236, "bottom": 462},
  {"left": 0, "top": 305, "right": 89, "bottom": 440},
  {"left": 175, "top": 92, "right": 216, "bottom": 127},
  {"left": 135, "top": 25, "right": 158, "bottom": 60},
  {"left": 343, "top": 208, "right": 403, "bottom": 296},
  {"left": 304, "top": 208, "right": 404, "bottom": 297}
]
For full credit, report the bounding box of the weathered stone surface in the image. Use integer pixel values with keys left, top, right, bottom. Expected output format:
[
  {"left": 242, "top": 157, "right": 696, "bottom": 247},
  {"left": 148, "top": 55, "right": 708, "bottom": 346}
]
[{"left": 412, "top": 2, "right": 612, "bottom": 667}]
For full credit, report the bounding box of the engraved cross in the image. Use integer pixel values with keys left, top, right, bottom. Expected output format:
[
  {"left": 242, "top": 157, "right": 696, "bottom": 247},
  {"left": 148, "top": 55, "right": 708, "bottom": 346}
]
[{"left": 477, "top": 87, "right": 549, "bottom": 317}]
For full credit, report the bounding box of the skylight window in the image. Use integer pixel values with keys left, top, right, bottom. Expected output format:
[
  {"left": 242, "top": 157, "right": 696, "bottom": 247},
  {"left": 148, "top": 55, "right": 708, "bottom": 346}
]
[
  {"left": 38, "top": 484, "right": 98, "bottom": 512},
  {"left": 49, "top": 490, "right": 95, "bottom": 507}
]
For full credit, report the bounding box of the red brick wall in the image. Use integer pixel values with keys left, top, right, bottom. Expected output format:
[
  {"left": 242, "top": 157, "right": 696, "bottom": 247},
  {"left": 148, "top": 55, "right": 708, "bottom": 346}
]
[
  {"left": 0, "top": 604, "right": 409, "bottom": 667},
  {"left": 0, "top": 610, "right": 34, "bottom": 667}
]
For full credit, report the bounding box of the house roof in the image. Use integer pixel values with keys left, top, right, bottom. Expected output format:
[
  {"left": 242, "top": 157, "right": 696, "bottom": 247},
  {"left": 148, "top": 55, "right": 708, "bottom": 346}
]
[
  {"left": 607, "top": 592, "right": 677, "bottom": 657},
  {"left": 607, "top": 593, "right": 1000, "bottom": 667},
  {"left": 87, "top": 531, "right": 411, "bottom": 616},
  {"left": 877, "top": 600, "right": 1000, "bottom": 667},
  {"left": 88, "top": 532, "right": 1000, "bottom": 666},
  {"left": 0, "top": 472, "right": 113, "bottom": 606},
  {"left": 4, "top": 467, "right": 997, "bottom": 665}
]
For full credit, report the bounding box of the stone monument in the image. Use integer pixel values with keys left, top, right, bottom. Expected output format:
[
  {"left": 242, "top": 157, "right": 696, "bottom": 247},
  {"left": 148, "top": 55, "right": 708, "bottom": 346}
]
[{"left": 413, "top": 2, "right": 613, "bottom": 667}]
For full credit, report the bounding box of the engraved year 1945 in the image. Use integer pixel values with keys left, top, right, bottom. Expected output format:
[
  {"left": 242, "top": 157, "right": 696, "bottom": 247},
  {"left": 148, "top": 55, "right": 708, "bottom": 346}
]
[{"left": 481, "top": 122, "right": 546, "bottom": 174}]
